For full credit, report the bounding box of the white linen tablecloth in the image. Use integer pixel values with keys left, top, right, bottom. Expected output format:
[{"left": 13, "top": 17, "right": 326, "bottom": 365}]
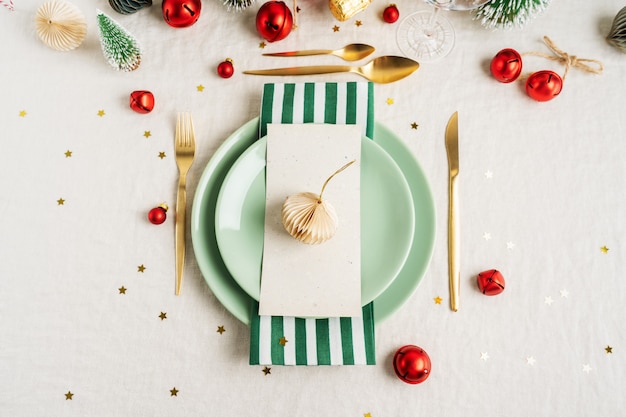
[{"left": 1, "top": 0, "right": 624, "bottom": 415}]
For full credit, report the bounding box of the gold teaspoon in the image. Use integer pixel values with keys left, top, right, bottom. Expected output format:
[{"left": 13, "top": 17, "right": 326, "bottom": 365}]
[
  {"left": 243, "top": 56, "right": 420, "bottom": 84},
  {"left": 263, "top": 43, "right": 376, "bottom": 62}
]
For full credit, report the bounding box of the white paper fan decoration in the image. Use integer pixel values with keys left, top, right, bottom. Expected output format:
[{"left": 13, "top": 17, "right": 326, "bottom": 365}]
[
  {"left": 35, "top": 0, "right": 87, "bottom": 51},
  {"left": 281, "top": 160, "right": 355, "bottom": 245}
]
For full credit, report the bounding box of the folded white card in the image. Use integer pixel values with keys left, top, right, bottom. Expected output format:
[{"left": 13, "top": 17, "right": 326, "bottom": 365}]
[{"left": 259, "top": 123, "right": 362, "bottom": 318}]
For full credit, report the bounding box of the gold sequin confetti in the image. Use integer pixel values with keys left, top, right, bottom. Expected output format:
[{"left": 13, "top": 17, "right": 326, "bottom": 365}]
[
  {"left": 196, "top": 84, "right": 205, "bottom": 92},
  {"left": 170, "top": 387, "right": 179, "bottom": 396},
  {"left": 217, "top": 325, "right": 225, "bottom": 334},
  {"left": 19, "top": 110, "right": 27, "bottom": 117},
  {"left": 97, "top": 109, "right": 105, "bottom": 117},
  {"left": 143, "top": 131, "right": 151, "bottom": 138},
  {"left": 332, "top": 25, "right": 340, "bottom": 32},
  {"left": 355, "top": 20, "right": 362, "bottom": 26},
  {"left": 65, "top": 391, "right": 73, "bottom": 400},
  {"left": 279, "top": 336, "right": 288, "bottom": 346},
  {"left": 118, "top": 286, "right": 127, "bottom": 294},
  {"left": 601, "top": 246, "right": 609, "bottom": 254},
  {"left": 64, "top": 150, "right": 72, "bottom": 157},
  {"left": 57, "top": 198, "right": 65, "bottom": 205},
  {"left": 433, "top": 296, "right": 442, "bottom": 304},
  {"left": 386, "top": 98, "right": 394, "bottom": 105},
  {"left": 411, "top": 122, "right": 418, "bottom": 129},
  {"left": 259, "top": 42, "right": 266, "bottom": 48},
  {"left": 137, "top": 264, "right": 146, "bottom": 273},
  {"left": 262, "top": 366, "right": 271, "bottom": 375},
  {"left": 159, "top": 312, "right": 167, "bottom": 320},
  {"left": 605, "top": 345, "right": 613, "bottom": 354},
  {"left": 158, "top": 151, "right": 166, "bottom": 159}
]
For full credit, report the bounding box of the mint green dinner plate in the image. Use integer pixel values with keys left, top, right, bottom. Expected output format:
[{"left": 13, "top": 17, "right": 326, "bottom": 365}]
[
  {"left": 214, "top": 136, "right": 414, "bottom": 307},
  {"left": 191, "top": 118, "right": 436, "bottom": 324}
]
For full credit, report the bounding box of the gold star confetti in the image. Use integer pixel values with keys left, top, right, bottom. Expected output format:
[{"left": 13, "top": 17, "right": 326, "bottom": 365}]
[
  {"left": 170, "top": 387, "right": 179, "bottom": 396},
  {"left": 143, "top": 131, "right": 151, "bottom": 138},
  {"left": 64, "top": 391, "right": 73, "bottom": 400},
  {"left": 159, "top": 312, "right": 167, "bottom": 320},
  {"left": 262, "top": 366, "right": 271, "bottom": 375},
  {"left": 259, "top": 41, "right": 266, "bottom": 48},
  {"left": 605, "top": 345, "right": 613, "bottom": 354},
  {"left": 411, "top": 122, "right": 418, "bottom": 129},
  {"left": 217, "top": 325, "right": 226, "bottom": 334},
  {"left": 355, "top": 20, "right": 362, "bottom": 27},
  {"left": 64, "top": 150, "right": 72, "bottom": 158},
  {"left": 332, "top": 25, "right": 340, "bottom": 32},
  {"left": 118, "top": 286, "right": 127, "bottom": 294},
  {"left": 434, "top": 296, "right": 442, "bottom": 304},
  {"left": 158, "top": 151, "right": 166, "bottom": 159},
  {"left": 601, "top": 246, "right": 609, "bottom": 254},
  {"left": 57, "top": 198, "right": 65, "bottom": 205},
  {"left": 196, "top": 84, "right": 205, "bottom": 92},
  {"left": 296, "top": 6, "right": 301, "bottom": 12},
  {"left": 97, "top": 109, "right": 105, "bottom": 117},
  {"left": 137, "top": 264, "right": 146, "bottom": 273},
  {"left": 386, "top": 98, "right": 394, "bottom": 105},
  {"left": 278, "top": 336, "right": 288, "bottom": 346},
  {"left": 19, "top": 110, "right": 27, "bottom": 117},
  {"left": 364, "top": 413, "right": 372, "bottom": 417}
]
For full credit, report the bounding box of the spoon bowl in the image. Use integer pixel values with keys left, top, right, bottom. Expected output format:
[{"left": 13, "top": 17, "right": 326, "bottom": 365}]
[
  {"left": 263, "top": 43, "right": 376, "bottom": 62},
  {"left": 244, "top": 56, "right": 420, "bottom": 84}
]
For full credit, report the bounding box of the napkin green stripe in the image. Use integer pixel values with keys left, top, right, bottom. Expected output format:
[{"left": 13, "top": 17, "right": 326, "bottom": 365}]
[
  {"left": 249, "top": 310, "right": 261, "bottom": 365},
  {"left": 365, "top": 82, "right": 374, "bottom": 138},
  {"left": 260, "top": 83, "right": 274, "bottom": 138},
  {"left": 363, "top": 303, "right": 376, "bottom": 365},
  {"left": 324, "top": 83, "right": 337, "bottom": 124},
  {"left": 271, "top": 316, "right": 284, "bottom": 364},
  {"left": 281, "top": 84, "right": 295, "bottom": 124},
  {"left": 303, "top": 83, "right": 315, "bottom": 123},
  {"left": 295, "top": 317, "right": 307, "bottom": 365},
  {"left": 340, "top": 317, "right": 355, "bottom": 365},
  {"left": 316, "top": 319, "right": 331, "bottom": 365},
  {"left": 346, "top": 82, "right": 357, "bottom": 125}
]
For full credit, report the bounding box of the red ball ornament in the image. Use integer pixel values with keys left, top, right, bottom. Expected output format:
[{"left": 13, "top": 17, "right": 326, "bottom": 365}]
[
  {"left": 162, "top": 0, "right": 201, "bottom": 28},
  {"left": 477, "top": 269, "right": 505, "bottom": 296},
  {"left": 148, "top": 204, "right": 168, "bottom": 225},
  {"left": 490, "top": 48, "right": 523, "bottom": 83},
  {"left": 393, "top": 345, "right": 431, "bottom": 384},
  {"left": 129, "top": 90, "right": 155, "bottom": 114},
  {"left": 525, "top": 70, "right": 563, "bottom": 101},
  {"left": 383, "top": 4, "right": 399, "bottom": 23},
  {"left": 217, "top": 59, "right": 234, "bottom": 78},
  {"left": 256, "top": 1, "right": 293, "bottom": 43}
]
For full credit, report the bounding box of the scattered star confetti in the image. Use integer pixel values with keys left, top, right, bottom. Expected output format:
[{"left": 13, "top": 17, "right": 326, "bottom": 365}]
[
  {"left": 605, "top": 345, "right": 613, "bottom": 354},
  {"left": 582, "top": 363, "right": 592, "bottom": 373},
  {"left": 159, "top": 312, "right": 167, "bottom": 320},
  {"left": 64, "top": 391, "right": 74, "bottom": 400},
  {"left": 262, "top": 366, "right": 271, "bottom": 375},
  {"left": 137, "top": 264, "right": 146, "bottom": 273},
  {"left": 170, "top": 387, "right": 179, "bottom": 396},
  {"left": 434, "top": 296, "right": 442, "bottom": 304},
  {"left": 600, "top": 246, "right": 609, "bottom": 254},
  {"left": 355, "top": 20, "right": 362, "bottom": 27},
  {"left": 118, "top": 286, "right": 127, "bottom": 294},
  {"left": 482, "top": 232, "right": 492, "bottom": 240},
  {"left": 158, "top": 151, "right": 166, "bottom": 159},
  {"left": 64, "top": 150, "right": 72, "bottom": 158},
  {"left": 544, "top": 296, "right": 554, "bottom": 306},
  {"left": 217, "top": 325, "right": 225, "bottom": 334},
  {"left": 143, "top": 131, "right": 151, "bottom": 138},
  {"left": 386, "top": 98, "right": 394, "bottom": 105},
  {"left": 364, "top": 413, "right": 372, "bottom": 417},
  {"left": 259, "top": 42, "right": 266, "bottom": 48},
  {"left": 484, "top": 170, "right": 493, "bottom": 179},
  {"left": 296, "top": 6, "right": 301, "bottom": 12},
  {"left": 196, "top": 85, "right": 205, "bottom": 92},
  {"left": 19, "top": 110, "right": 27, "bottom": 117},
  {"left": 97, "top": 109, "right": 105, "bottom": 117},
  {"left": 279, "top": 336, "right": 288, "bottom": 346},
  {"left": 411, "top": 122, "right": 418, "bottom": 129},
  {"left": 480, "top": 352, "right": 490, "bottom": 361},
  {"left": 506, "top": 241, "right": 516, "bottom": 250},
  {"left": 332, "top": 25, "right": 340, "bottom": 32},
  {"left": 57, "top": 198, "right": 65, "bottom": 206},
  {"left": 526, "top": 356, "right": 536, "bottom": 366},
  {"left": 560, "top": 289, "right": 569, "bottom": 298}
]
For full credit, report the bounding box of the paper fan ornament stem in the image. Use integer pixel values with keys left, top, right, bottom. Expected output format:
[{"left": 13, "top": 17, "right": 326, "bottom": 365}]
[
  {"left": 282, "top": 159, "right": 355, "bottom": 245},
  {"left": 96, "top": 9, "right": 141, "bottom": 71}
]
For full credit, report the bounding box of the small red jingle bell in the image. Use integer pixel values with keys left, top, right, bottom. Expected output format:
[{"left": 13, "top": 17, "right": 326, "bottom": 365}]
[
  {"left": 393, "top": 345, "right": 431, "bottom": 384},
  {"left": 382, "top": 4, "right": 400, "bottom": 24},
  {"left": 490, "top": 48, "right": 523, "bottom": 83},
  {"left": 477, "top": 269, "right": 505, "bottom": 296},
  {"left": 256, "top": 1, "right": 293, "bottom": 42},
  {"left": 162, "top": 0, "right": 201, "bottom": 28},
  {"left": 129, "top": 90, "right": 155, "bottom": 113},
  {"left": 148, "top": 204, "right": 168, "bottom": 225},
  {"left": 525, "top": 70, "right": 563, "bottom": 102},
  {"left": 217, "top": 59, "right": 234, "bottom": 78}
]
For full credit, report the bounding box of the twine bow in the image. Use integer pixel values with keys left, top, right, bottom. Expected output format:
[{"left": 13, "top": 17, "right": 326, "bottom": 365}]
[{"left": 525, "top": 36, "right": 604, "bottom": 80}]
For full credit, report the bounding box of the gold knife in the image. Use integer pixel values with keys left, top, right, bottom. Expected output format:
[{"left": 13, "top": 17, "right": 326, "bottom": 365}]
[{"left": 445, "top": 112, "right": 460, "bottom": 312}]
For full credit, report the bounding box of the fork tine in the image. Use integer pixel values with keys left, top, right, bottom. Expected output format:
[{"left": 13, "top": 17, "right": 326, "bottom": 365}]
[{"left": 188, "top": 113, "right": 195, "bottom": 148}]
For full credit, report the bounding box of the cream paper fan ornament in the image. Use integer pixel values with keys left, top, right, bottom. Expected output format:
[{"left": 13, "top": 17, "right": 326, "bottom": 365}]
[
  {"left": 282, "top": 160, "right": 355, "bottom": 245},
  {"left": 35, "top": 0, "right": 87, "bottom": 51}
]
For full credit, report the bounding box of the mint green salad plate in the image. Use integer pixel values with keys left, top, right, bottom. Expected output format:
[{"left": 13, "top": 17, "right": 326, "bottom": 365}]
[
  {"left": 191, "top": 118, "right": 436, "bottom": 324},
  {"left": 214, "top": 135, "right": 414, "bottom": 307}
]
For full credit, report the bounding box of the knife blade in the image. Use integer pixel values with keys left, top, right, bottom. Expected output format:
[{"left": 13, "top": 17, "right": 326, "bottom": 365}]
[{"left": 445, "top": 111, "right": 460, "bottom": 312}]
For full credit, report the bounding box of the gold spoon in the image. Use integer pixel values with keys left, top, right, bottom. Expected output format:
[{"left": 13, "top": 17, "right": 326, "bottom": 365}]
[
  {"left": 243, "top": 56, "right": 420, "bottom": 84},
  {"left": 263, "top": 43, "right": 375, "bottom": 62}
]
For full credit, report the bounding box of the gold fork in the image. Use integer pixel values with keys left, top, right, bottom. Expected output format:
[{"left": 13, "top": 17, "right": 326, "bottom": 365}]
[{"left": 174, "top": 112, "right": 196, "bottom": 296}]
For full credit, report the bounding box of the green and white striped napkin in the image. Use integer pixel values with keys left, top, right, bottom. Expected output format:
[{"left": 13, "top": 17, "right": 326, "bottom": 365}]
[{"left": 249, "top": 82, "right": 376, "bottom": 366}]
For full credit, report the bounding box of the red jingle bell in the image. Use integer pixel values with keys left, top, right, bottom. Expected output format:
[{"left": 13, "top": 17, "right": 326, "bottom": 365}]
[
  {"left": 383, "top": 4, "right": 399, "bottom": 24},
  {"left": 256, "top": 1, "right": 293, "bottom": 43},
  {"left": 525, "top": 70, "right": 562, "bottom": 102},
  {"left": 162, "top": 0, "right": 201, "bottom": 28},
  {"left": 490, "top": 48, "right": 523, "bottom": 83},
  {"left": 477, "top": 269, "right": 505, "bottom": 296},
  {"left": 129, "top": 90, "right": 155, "bottom": 114},
  {"left": 217, "top": 59, "right": 234, "bottom": 78},
  {"left": 393, "top": 345, "right": 431, "bottom": 384},
  {"left": 148, "top": 204, "right": 168, "bottom": 225}
]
